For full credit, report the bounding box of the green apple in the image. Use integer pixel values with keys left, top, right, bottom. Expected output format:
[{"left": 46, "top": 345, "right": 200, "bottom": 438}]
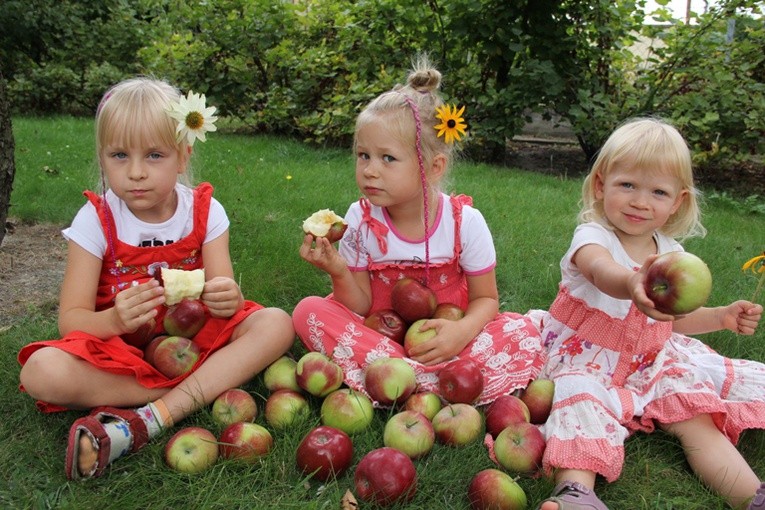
[
  {"left": 295, "top": 351, "right": 344, "bottom": 397},
  {"left": 644, "top": 251, "right": 712, "bottom": 315},
  {"left": 431, "top": 403, "right": 483, "bottom": 446},
  {"left": 164, "top": 426, "right": 219, "bottom": 474},
  {"left": 211, "top": 388, "right": 258, "bottom": 427},
  {"left": 383, "top": 410, "right": 435, "bottom": 459},
  {"left": 403, "top": 319, "right": 437, "bottom": 357},
  {"left": 363, "top": 357, "right": 417, "bottom": 406},
  {"left": 320, "top": 388, "right": 374, "bottom": 435}
]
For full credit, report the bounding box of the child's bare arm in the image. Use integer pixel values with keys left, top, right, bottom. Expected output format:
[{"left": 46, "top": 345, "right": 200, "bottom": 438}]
[
  {"left": 199, "top": 230, "right": 243, "bottom": 318},
  {"left": 674, "top": 301, "right": 762, "bottom": 336}
]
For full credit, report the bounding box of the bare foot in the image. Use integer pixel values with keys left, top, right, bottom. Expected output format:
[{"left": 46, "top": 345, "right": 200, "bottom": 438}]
[
  {"left": 539, "top": 502, "right": 560, "bottom": 510},
  {"left": 77, "top": 435, "right": 98, "bottom": 476}
]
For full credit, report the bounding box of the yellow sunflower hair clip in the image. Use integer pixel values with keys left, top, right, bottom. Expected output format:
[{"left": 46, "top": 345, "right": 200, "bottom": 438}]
[
  {"left": 167, "top": 90, "right": 218, "bottom": 146},
  {"left": 435, "top": 104, "right": 467, "bottom": 144}
]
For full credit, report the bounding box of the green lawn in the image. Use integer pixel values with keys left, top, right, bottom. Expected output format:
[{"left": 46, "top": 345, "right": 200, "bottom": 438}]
[{"left": 1, "top": 116, "right": 763, "bottom": 509}]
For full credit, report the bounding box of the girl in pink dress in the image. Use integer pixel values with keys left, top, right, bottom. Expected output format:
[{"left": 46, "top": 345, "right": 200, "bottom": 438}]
[
  {"left": 535, "top": 118, "right": 765, "bottom": 510},
  {"left": 292, "top": 55, "right": 544, "bottom": 406},
  {"left": 18, "top": 78, "right": 294, "bottom": 480}
]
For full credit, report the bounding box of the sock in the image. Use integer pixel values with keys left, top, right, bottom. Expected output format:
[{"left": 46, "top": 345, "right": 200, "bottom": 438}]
[{"left": 136, "top": 399, "right": 174, "bottom": 438}]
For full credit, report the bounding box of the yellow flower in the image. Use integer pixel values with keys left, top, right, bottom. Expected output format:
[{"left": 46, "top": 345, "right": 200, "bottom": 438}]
[
  {"left": 742, "top": 252, "right": 765, "bottom": 303},
  {"left": 167, "top": 90, "right": 218, "bottom": 146},
  {"left": 434, "top": 104, "right": 467, "bottom": 144}
]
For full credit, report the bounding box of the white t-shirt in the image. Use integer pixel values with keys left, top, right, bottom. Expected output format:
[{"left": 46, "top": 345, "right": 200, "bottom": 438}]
[
  {"left": 63, "top": 183, "right": 229, "bottom": 258},
  {"left": 339, "top": 193, "right": 496, "bottom": 275}
]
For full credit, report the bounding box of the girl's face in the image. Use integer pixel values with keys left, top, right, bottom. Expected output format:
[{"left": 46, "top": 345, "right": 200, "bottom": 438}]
[
  {"left": 100, "top": 137, "right": 187, "bottom": 223},
  {"left": 595, "top": 164, "right": 687, "bottom": 244}
]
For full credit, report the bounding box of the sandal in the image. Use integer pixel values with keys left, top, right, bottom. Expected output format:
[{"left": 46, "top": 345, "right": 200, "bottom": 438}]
[
  {"left": 537, "top": 481, "right": 609, "bottom": 510},
  {"left": 749, "top": 482, "right": 765, "bottom": 510},
  {"left": 65, "top": 406, "right": 149, "bottom": 480}
]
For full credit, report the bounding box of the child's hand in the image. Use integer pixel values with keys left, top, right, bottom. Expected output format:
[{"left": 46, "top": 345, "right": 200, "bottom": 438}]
[
  {"left": 201, "top": 276, "right": 243, "bottom": 318},
  {"left": 113, "top": 279, "right": 164, "bottom": 334},
  {"left": 299, "top": 234, "right": 347, "bottom": 277},
  {"left": 720, "top": 301, "right": 762, "bottom": 335},
  {"left": 406, "top": 318, "right": 470, "bottom": 366}
]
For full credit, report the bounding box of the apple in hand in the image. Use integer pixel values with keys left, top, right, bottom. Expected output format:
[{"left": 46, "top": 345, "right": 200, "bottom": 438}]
[
  {"left": 152, "top": 336, "right": 200, "bottom": 378},
  {"left": 295, "top": 352, "right": 344, "bottom": 397},
  {"left": 433, "top": 302, "right": 465, "bottom": 321},
  {"left": 263, "top": 355, "right": 301, "bottom": 393},
  {"left": 364, "top": 357, "right": 417, "bottom": 406},
  {"left": 264, "top": 389, "right": 310, "bottom": 429},
  {"left": 391, "top": 277, "right": 438, "bottom": 323},
  {"left": 383, "top": 410, "right": 435, "bottom": 459},
  {"left": 432, "top": 403, "right": 483, "bottom": 446},
  {"left": 320, "top": 388, "right": 374, "bottom": 435},
  {"left": 364, "top": 309, "right": 407, "bottom": 345},
  {"left": 218, "top": 422, "right": 273, "bottom": 463},
  {"left": 403, "top": 391, "right": 443, "bottom": 421},
  {"left": 354, "top": 447, "right": 418, "bottom": 505},
  {"left": 295, "top": 425, "right": 354, "bottom": 481},
  {"left": 438, "top": 359, "right": 484, "bottom": 404},
  {"left": 468, "top": 468, "right": 528, "bottom": 510},
  {"left": 164, "top": 298, "right": 207, "bottom": 338},
  {"left": 302, "top": 209, "right": 348, "bottom": 243},
  {"left": 122, "top": 317, "right": 156, "bottom": 347},
  {"left": 644, "top": 251, "right": 712, "bottom": 315},
  {"left": 518, "top": 378, "right": 555, "bottom": 424},
  {"left": 404, "top": 319, "right": 437, "bottom": 357},
  {"left": 484, "top": 395, "right": 531, "bottom": 438},
  {"left": 493, "top": 421, "right": 546, "bottom": 474},
  {"left": 164, "top": 426, "right": 219, "bottom": 474},
  {"left": 211, "top": 388, "right": 258, "bottom": 427}
]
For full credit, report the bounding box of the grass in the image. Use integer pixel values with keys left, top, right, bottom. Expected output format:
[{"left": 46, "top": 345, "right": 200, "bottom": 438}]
[{"left": 2, "top": 116, "right": 764, "bottom": 509}]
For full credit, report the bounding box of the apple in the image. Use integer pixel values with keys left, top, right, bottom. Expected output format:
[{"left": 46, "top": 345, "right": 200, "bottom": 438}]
[
  {"left": 161, "top": 267, "right": 205, "bottom": 306},
  {"left": 468, "top": 468, "right": 528, "bottom": 510},
  {"left": 302, "top": 209, "right": 348, "bottom": 243},
  {"left": 390, "top": 277, "right": 437, "bottom": 323},
  {"left": 295, "top": 425, "right": 354, "bottom": 482},
  {"left": 403, "top": 391, "right": 443, "bottom": 421},
  {"left": 383, "top": 410, "right": 435, "bottom": 459},
  {"left": 433, "top": 302, "right": 465, "bottom": 321},
  {"left": 211, "top": 388, "right": 258, "bottom": 427},
  {"left": 493, "top": 421, "right": 546, "bottom": 474},
  {"left": 438, "top": 358, "right": 484, "bottom": 404},
  {"left": 295, "top": 352, "right": 344, "bottom": 397},
  {"left": 484, "top": 395, "right": 531, "bottom": 438},
  {"left": 264, "top": 389, "right": 310, "bottom": 429},
  {"left": 143, "top": 334, "right": 168, "bottom": 365},
  {"left": 364, "top": 309, "right": 407, "bottom": 345},
  {"left": 644, "top": 251, "right": 712, "bottom": 315},
  {"left": 122, "top": 317, "right": 156, "bottom": 347},
  {"left": 218, "top": 422, "right": 273, "bottom": 463},
  {"left": 164, "top": 426, "right": 219, "bottom": 474},
  {"left": 363, "top": 357, "right": 417, "bottom": 406},
  {"left": 163, "top": 298, "right": 207, "bottom": 338},
  {"left": 518, "top": 378, "right": 555, "bottom": 424},
  {"left": 320, "top": 388, "right": 374, "bottom": 435},
  {"left": 432, "top": 403, "right": 483, "bottom": 446},
  {"left": 263, "top": 355, "right": 301, "bottom": 393},
  {"left": 354, "top": 447, "right": 418, "bottom": 505},
  {"left": 403, "top": 319, "right": 437, "bottom": 356},
  {"left": 152, "top": 335, "right": 200, "bottom": 378}
]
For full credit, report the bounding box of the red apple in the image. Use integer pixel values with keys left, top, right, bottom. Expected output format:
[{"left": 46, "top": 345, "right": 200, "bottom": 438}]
[
  {"left": 354, "top": 447, "right": 417, "bottom": 505},
  {"left": 122, "top": 317, "right": 156, "bottom": 347},
  {"left": 263, "top": 355, "right": 301, "bottom": 393},
  {"left": 432, "top": 403, "right": 483, "bottom": 446},
  {"left": 364, "top": 309, "right": 407, "bottom": 345},
  {"left": 320, "top": 388, "right": 374, "bottom": 435},
  {"left": 644, "top": 251, "right": 712, "bottom": 315},
  {"left": 143, "top": 334, "right": 168, "bottom": 365},
  {"left": 433, "top": 302, "right": 465, "bottom": 321},
  {"left": 383, "top": 410, "right": 435, "bottom": 459},
  {"left": 390, "top": 277, "right": 437, "bottom": 323},
  {"left": 468, "top": 468, "right": 528, "bottom": 510},
  {"left": 438, "top": 359, "right": 484, "bottom": 404},
  {"left": 295, "top": 352, "right": 344, "bottom": 397},
  {"left": 152, "top": 335, "right": 200, "bottom": 378},
  {"left": 363, "top": 357, "right": 417, "bottom": 406},
  {"left": 485, "top": 395, "right": 531, "bottom": 438},
  {"left": 264, "top": 389, "right": 310, "bottom": 429},
  {"left": 493, "top": 421, "right": 546, "bottom": 474},
  {"left": 163, "top": 298, "right": 207, "bottom": 338},
  {"left": 403, "top": 319, "right": 437, "bottom": 356},
  {"left": 403, "top": 391, "right": 443, "bottom": 421},
  {"left": 164, "top": 426, "right": 219, "bottom": 474},
  {"left": 295, "top": 425, "right": 354, "bottom": 482},
  {"left": 218, "top": 422, "right": 273, "bottom": 463},
  {"left": 518, "top": 378, "right": 555, "bottom": 424},
  {"left": 211, "top": 388, "right": 258, "bottom": 427},
  {"left": 302, "top": 209, "right": 348, "bottom": 243}
]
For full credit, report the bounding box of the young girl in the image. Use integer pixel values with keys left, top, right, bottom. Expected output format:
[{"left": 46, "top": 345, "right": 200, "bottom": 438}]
[
  {"left": 534, "top": 118, "right": 765, "bottom": 509},
  {"left": 17, "top": 77, "right": 294, "bottom": 480},
  {"left": 292, "top": 56, "right": 544, "bottom": 405}
]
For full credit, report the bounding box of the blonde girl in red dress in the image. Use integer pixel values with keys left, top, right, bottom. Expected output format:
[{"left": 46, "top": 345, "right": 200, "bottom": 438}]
[
  {"left": 18, "top": 77, "right": 294, "bottom": 480},
  {"left": 292, "top": 55, "right": 544, "bottom": 406}
]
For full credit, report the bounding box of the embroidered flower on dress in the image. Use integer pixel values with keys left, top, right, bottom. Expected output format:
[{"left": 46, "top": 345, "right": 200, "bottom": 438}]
[
  {"left": 434, "top": 104, "right": 467, "bottom": 144},
  {"left": 167, "top": 90, "right": 218, "bottom": 146}
]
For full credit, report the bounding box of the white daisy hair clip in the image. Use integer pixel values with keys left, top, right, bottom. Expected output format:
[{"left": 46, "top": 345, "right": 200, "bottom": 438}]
[{"left": 167, "top": 90, "right": 218, "bottom": 146}]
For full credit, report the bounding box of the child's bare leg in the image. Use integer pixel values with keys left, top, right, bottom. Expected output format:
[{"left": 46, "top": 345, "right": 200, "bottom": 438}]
[{"left": 661, "top": 414, "right": 760, "bottom": 508}]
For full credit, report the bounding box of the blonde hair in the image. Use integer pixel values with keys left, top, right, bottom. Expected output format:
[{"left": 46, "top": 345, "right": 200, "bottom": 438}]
[
  {"left": 95, "top": 77, "right": 192, "bottom": 186},
  {"left": 579, "top": 117, "right": 706, "bottom": 240},
  {"left": 354, "top": 54, "right": 454, "bottom": 190}
]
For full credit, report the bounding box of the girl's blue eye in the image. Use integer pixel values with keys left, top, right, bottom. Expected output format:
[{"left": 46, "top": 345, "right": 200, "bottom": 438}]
[
  {"left": 383, "top": 154, "right": 395, "bottom": 163},
  {"left": 358, "top": 152, "right": 369, "bottom": 160}
]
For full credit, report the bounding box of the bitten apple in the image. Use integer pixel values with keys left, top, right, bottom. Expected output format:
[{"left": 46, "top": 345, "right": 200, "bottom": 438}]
[
  {"left": 218, "top": 422, "right": 273, "bottom": 463},
  {"left": 295, "top": 352, "right": 344, "bottom": 397},
  {"left": 364, "top": 309, "right": 407, "bottom": 345},
  {"left": 164, "top": 426, "right": 219, "bottom": 474},
  {"left": 161, "top": 267, "right": 205, "bottom": 306},
  {"left": 432, "top": 403, "right": 483, "bottom": 446},
  {"left": 518, "top": 378, "right": 555, "bottom": 424},
  {"left": 164, "top": 298, "right": 207, "bottom": 338},
  {"left": 302, "top": 209, "right": 348, "bottom": 243},
  {"left": 383, "top": 410, "right": 435, "bottom": 459},
  {"left": 363, "top": 357, "right": 417, "bottom": 406},
  {"left": 152, "top": 336, "right": 200, "bottom": 379},
  {"left": 403, "top": 391, "right": 443, "bottom": 421},
  {"left": 354, "top": 447, "right": 418, "bottom": 505},
  {"left": 404, "top": 319, "right": 437, "bottom": 357},
  {"left": 493, "top": 421, "right": 546, "bottom": 474},
  {"left": 644, "top": 251, "right": 712, "bottom": 315},
  {"left": 264, "top": 389, "right": 310, "bottom": 429},
  {"left": 320, "top": 388, "right": 374, "bottom": 435},
  {"left": 295, "top": 425, "right": 354, "bottom": 482},
  {"left": 468, "top": 468, "right": 528, "bottom": 510},
  {"left": 484, "top": 394, "right": 531, "bottom": 438},
  {"left": 211, "top": 388, "right": 258, "bottom": 426},
  {"left": 263, "top": 355, "right": 301, "bottom": 393},
  {"left": 438, "top": 358, "right": 484, "bottom": 404},
  {"left": 391, "top": 277, "right": 437, "bottom": 323}
]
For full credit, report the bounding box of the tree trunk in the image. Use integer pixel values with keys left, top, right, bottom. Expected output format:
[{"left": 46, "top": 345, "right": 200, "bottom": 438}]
[{"left": 0, "top": 72, "right": 15, "bottom": 248}]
